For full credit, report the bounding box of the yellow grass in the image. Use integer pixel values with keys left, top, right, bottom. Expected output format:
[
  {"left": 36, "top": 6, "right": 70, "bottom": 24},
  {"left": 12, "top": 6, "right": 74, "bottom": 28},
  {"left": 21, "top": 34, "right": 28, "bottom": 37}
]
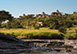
[
  {"left": 0, "top": 28, "right": 59, "bottom": 33},
  {"left": 0, "top": 25, "right": 77, "bottom": 34}
]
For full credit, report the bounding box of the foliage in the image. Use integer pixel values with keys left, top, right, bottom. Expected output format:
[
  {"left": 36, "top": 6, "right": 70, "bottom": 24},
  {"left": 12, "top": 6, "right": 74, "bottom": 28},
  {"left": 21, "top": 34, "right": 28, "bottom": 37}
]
[
  {"left": 0, "top": 10, "right": 13, "bottom": 27},
  {"left": 1, "top": 11, "right": 77, "bottom": 30},
  {"left": 65, "top": 32, "right": 77, "bottom": 39},
  {"left": 0, "top": 10, "right": 77, "bottom": 39},
  {"left": 59, "top": 27, "right": 67, "bottom": 34},
  {"left": 2, "top": 32, "right": 64, "bottom": 39},
  {"left": 75, "top": 29, "right": 77, "bottom": 33}
]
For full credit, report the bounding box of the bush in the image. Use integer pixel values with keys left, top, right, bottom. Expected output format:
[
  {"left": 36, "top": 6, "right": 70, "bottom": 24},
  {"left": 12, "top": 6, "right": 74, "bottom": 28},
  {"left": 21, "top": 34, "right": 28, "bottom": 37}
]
[
  {"left": 75, "top": 29, "right": 77, "bottom": 33},
  {"left": 3, "top": 32, "right": 64, "bottom": 39},
  {"left": 35, "top": 26, "right": 40, "bottom": 29},
  {"left": 59, "top": 27, "right": 66, "bottom": 34},
  {"left": 10, "top": 32, "right": 20, "bottom": 37},
  {"left": 65, "top": 32, "right": 77, "bottom": 39}
]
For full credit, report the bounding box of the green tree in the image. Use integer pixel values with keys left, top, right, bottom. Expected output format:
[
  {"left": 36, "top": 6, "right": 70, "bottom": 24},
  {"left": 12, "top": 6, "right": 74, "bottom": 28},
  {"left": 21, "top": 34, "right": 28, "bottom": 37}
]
[{"left": 0, "top": 10, "right": 13, "bottom": 27}]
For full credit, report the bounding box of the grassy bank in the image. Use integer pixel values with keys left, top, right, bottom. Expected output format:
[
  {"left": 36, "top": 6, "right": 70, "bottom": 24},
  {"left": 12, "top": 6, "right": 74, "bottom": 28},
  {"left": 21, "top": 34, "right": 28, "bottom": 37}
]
[
  {"left": 1, "top": 32, "right": 63, "bottom": 39},
  {"left": 65, "top": 26, "right": 77, "bottom": 39},
  {"left": 0, "top": 28, "right": 58, "bottom": 33},
  {"left": 0, "top": 27, "right": 77, "bottom": 39},
  {"left": 0, "top": 28, "right": 62, "bottom": 39}
]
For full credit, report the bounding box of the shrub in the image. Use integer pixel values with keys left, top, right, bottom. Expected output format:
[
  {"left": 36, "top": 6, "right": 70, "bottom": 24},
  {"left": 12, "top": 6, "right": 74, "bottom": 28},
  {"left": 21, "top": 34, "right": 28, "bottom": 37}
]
[
  {"left": 65, "top": 32, "right": 77, "bottom": 39},
  {"left": 75, "top": 29, "right": 77, "bottom": 33},
  {"left": 59, "top": 27, "right": 66, "bottom": 34},
  {"left": 35, "top": 26, "right": 40, "bottom": 29},
  {"left": 10, "top": 32, "right": 20, "bottom": 37},
  {"left": 3, "top": 32, "right": 64, "bottom": 39}
]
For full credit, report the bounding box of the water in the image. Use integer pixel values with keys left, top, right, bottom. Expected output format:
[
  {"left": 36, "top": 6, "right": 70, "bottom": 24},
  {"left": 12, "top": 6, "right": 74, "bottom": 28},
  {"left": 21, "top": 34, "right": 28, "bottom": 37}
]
[{"left": 19, "top": 52, "right": 69, "bottom": 54}]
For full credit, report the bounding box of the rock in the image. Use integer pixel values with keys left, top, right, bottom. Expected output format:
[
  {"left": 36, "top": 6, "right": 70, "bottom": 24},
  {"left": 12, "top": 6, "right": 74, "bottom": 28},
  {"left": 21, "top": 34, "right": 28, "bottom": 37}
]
[
  {"left": 66, "top": 49, "right": 71, "bottom": 52},
  {"left": 1, "top": 34, "right": 77, "bottom": 54},
  {"left": 0, "top": 33, "right": 32, "bottom": 54},
  {"left": 0, "top": 33, "right": 23, "bottom": 43},
  {"left": 71, "top": 49, "right": 77, "bottom": 53},
  {"left": 31, "top": 47, "right": 52, "bottom": 52},
  {"left": 54, "top": 49, "right": 61, "bottom": 52},
  {"left": 73, "top": 45, "right": 77, "bottom": 48}
]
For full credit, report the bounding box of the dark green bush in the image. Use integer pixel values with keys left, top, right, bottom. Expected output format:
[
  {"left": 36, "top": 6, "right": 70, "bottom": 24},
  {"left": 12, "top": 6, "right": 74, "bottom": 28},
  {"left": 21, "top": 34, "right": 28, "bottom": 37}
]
[
  {"left": 65, "top": 32, "right": 77, "bottom": 39},
  {"left": 59, "top": 27, "right": 66, "bottom": 34},
  {"left": 35, "top": 26, "right": 40, "bottom": 29},
  {"left": 3, "top": 32, "right": 64, "bottom": 39},
  {"left": 75, "top": 29, "right": 77, "bottom": 33}
]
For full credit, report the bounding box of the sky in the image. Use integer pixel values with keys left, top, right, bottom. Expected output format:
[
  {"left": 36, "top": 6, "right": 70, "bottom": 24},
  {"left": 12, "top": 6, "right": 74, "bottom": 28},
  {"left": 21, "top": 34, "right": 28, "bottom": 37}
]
[{"left": 0, "top": 0, "right": 77, "bottom": 17}]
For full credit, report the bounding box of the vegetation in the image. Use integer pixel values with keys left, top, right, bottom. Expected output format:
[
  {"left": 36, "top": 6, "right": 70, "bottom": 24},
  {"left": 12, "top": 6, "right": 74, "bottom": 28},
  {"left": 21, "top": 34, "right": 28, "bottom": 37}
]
[
  {"left": 1, "top": 12, "right": 77, "bottom": 30},
  {"left": 0, "top": 10, "right": 13, "bottom": 28},
  {"left": 1, "top": 31, "right": 63, "bottom": 39},
  {"left": 0, "top": 26, "right": 77, "bottom": 39},
  {"left": 0, "top": 10, "right": 77, "bottom": 39}
]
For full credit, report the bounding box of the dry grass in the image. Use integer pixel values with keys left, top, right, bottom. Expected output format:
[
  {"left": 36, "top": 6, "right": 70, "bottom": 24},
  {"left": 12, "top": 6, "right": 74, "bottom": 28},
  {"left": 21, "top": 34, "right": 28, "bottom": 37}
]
[
  {"left": 0, "top": 28, "right": 59, "bottom": 33},
  {"left": 0, "top": 26, "right": 77, "bottom": 34}
]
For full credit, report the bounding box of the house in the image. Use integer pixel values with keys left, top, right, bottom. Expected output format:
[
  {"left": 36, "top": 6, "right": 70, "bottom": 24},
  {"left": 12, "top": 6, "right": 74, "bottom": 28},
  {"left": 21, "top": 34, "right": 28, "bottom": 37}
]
[
  {"left": 51, "top": 10, "right": 62, "bottom": 15},
  {"left": 19, "top": 14, "right": 26, "bottom": 18},
  {"left": 38, "top": 12, "right": 48, "bottom": 17}
]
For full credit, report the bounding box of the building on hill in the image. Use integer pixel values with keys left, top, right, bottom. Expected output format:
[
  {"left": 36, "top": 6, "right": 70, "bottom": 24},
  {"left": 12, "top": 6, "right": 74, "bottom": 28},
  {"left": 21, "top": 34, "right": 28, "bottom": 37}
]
[
  {"left": 38, "top": 12, "right": 48, "bottom": 17},
  {"left": 51, "top": 10, "right": 62, "bottom": 16},
  {"left": 19, "top": 14, "right": 26, "bottom": 18}
]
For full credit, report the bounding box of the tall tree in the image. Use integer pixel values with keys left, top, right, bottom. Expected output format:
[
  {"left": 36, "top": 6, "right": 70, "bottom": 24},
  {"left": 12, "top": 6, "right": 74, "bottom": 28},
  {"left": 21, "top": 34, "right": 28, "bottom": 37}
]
[{"left": 0, "top": 10, "right": 13, "bottom": 27}]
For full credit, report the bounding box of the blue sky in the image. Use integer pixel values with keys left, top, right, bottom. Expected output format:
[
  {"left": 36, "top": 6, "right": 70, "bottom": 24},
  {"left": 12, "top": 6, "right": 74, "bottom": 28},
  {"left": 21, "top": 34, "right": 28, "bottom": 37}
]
[{"left": 0, "top": 0, "right": 77, "bottom": 17}]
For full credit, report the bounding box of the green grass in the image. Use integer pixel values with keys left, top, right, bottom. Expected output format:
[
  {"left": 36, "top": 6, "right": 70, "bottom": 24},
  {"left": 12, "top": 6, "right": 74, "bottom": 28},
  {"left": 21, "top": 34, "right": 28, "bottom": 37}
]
[
  {"left": 1, "top": 31, "right": 63, "bottom": 39},
  {"left": 0, "top": 26, "right": 77, "bottom": 39},
  {"left": 65, "top": 26, "right": 77, "bottom": 39},
  {"left": 0, "top": 28, "right": 62, "bottom": 39}
]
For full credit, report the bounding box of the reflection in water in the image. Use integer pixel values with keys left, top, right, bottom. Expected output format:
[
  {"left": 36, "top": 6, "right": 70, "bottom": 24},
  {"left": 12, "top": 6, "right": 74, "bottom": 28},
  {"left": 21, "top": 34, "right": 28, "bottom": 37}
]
[{"left": 20, "top": 52, "right": 69, "bottom": 54}]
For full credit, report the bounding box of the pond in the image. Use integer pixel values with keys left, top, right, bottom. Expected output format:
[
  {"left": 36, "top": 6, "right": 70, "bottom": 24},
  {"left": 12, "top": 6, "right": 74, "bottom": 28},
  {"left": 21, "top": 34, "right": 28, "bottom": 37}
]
[{"left": 19, "top": 52, "right": 69, "bottom": 54}]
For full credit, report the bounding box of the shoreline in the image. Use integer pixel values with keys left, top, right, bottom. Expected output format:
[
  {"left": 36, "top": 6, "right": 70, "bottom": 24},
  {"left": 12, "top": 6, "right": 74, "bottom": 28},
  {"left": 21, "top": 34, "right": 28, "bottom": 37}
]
[
  {"left": 0, "top": 33, "right": 77, "bottom": 54},
  {"left": 21, "top": 39, "right": 77, "bottom": 53}
]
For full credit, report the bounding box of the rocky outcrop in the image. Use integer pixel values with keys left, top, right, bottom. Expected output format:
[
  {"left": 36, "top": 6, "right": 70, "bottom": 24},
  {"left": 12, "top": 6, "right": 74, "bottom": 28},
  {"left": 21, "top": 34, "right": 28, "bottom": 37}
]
[
  {"left": 22, "top": 39, "right": 77, "bottom": 53},
  {"left": 0, "top": 33, "right": 31, "bottom": 54},
  {"left": 0, "top": 33, "right": 77, "bottom": 54},
  {"left": 0, "top": 33, "right": 23, "bottom": 42}
]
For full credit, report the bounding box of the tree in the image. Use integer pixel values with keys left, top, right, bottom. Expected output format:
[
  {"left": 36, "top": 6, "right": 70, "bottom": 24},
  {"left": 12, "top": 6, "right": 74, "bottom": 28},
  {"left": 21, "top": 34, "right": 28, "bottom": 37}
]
[
  {"left": 0, "top": 10, "right": 13, "bottom": 27},
  {"left": 73, "top": 11, "right": 77, "bottom": 14}
]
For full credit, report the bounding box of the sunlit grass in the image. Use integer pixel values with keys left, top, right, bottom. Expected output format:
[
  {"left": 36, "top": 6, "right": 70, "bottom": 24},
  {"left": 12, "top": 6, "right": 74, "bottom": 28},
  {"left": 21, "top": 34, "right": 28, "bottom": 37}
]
[
  {"left": 0, "top": 26, "right": 77, "bottom": 39},
  {"left": 0, "top": 28, "right": 59, "bottom": 33},
  {"left": 67, "top": 25, "right": 77, "bottom": 33}
]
